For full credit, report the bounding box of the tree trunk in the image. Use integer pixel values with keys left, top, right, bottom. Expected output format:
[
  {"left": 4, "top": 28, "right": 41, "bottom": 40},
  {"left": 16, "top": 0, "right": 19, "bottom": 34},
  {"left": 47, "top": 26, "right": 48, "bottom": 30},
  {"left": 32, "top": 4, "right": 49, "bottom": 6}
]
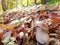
[
  {"left": 41, "top": 0, "right": 46, "bottom": 4},
  {"left": 27, "top": 0, "right": 28, "bottom": 7},
  {"left": 35, "top": 0, "right": 36, "bottom": 4},
  {"left": 1, "top": 0, "right": 7, "bottom": 11}
]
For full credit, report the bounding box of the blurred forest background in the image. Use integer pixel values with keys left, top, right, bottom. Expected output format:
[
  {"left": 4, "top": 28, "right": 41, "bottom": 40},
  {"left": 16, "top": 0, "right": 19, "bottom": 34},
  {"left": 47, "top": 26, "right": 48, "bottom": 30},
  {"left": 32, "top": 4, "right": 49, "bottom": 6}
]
[{"left": 0, "top": 0, "right": 60, "bottom": 13}]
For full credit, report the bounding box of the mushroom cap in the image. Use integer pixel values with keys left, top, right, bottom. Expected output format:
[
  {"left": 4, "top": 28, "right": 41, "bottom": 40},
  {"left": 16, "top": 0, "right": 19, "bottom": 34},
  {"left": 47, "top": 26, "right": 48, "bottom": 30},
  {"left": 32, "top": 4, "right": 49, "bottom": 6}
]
[
  {"left": 35, "top": 21, "right": 44, "bottom": 27},
  {"left": 18, "top": 32, "right": 24, "bottom": 39}
]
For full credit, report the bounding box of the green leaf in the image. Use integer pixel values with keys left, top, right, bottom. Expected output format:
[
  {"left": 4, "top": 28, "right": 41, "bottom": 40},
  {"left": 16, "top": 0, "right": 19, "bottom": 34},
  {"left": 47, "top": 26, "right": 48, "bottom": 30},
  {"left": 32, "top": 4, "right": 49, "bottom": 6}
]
[
  {"left": 2, "top": 31, "right": 11, "bottom": 43},
  {"left": 7, "top": 41, "right": 15, "bottom": 45},
  {"left": 15, "top": 22, "right": 21, "bottom": 26}
]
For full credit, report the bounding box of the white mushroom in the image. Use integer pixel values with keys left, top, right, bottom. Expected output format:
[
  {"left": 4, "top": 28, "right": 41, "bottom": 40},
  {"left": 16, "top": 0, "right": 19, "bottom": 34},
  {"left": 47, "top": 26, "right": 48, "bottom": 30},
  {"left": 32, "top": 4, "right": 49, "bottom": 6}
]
[
  {"left": 18, "top": 32, "right": 24, "bottom": 39},
  {"left": 35, "top": 21, "right": 49, "bottom": 45}
]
